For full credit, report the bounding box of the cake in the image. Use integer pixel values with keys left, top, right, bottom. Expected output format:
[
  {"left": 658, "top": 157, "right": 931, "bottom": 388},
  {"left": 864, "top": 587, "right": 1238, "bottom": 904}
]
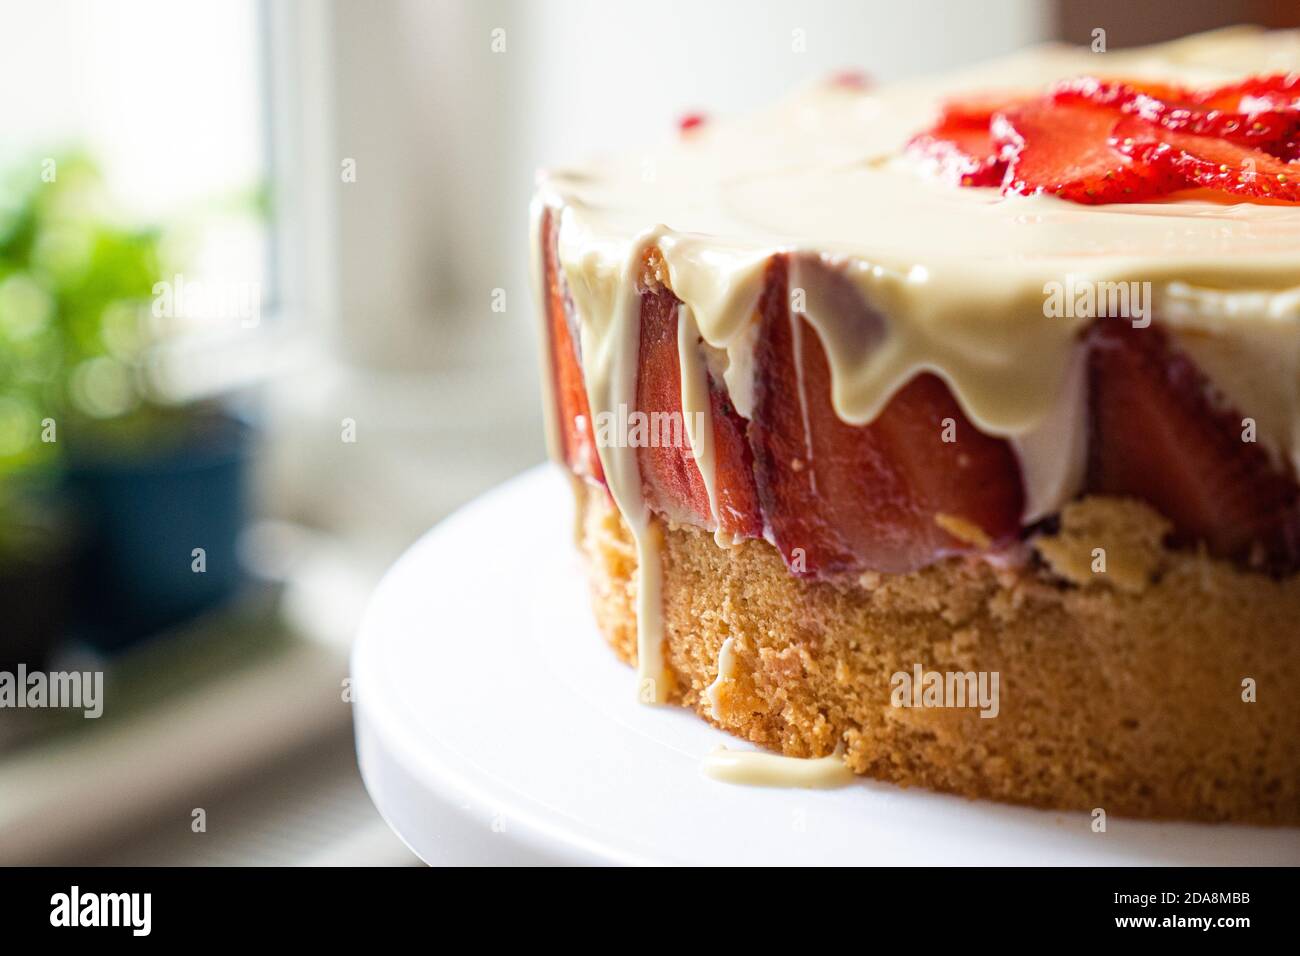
[{"left": 531, "top": 27, "right": 1300, "bottom": 824}]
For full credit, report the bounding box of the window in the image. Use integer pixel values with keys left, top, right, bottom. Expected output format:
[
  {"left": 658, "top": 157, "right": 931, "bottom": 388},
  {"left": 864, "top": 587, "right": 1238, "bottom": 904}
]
[{"left": 2, "top": 0, "right": 270, "bottom": 336}]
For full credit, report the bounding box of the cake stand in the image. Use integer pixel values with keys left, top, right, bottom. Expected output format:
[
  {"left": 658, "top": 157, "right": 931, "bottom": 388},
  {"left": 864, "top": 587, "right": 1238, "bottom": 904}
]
[{"left": 352, "top": 465, "right": 1300, "bottom": 866}]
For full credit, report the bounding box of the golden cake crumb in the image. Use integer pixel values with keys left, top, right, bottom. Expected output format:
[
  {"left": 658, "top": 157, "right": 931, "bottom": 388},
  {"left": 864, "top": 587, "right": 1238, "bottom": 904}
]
[
  {"left": 1034, "top": 497, "right": 1170, "bottom": 594},
  {"left": 575, "top": 480, "right": 1300, "bottom": 824},
  {"left": 935, "top": 512, "right": 993, "bottom": 549}
]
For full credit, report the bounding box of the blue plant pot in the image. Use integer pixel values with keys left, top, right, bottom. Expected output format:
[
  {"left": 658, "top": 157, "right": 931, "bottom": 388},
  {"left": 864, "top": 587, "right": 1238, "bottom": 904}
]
[
  {"left": 67, "top": 410, "right": 251, "bottom": 652},
  {"left": 0, "top": 496, "right": 75, "bottom": 670}
]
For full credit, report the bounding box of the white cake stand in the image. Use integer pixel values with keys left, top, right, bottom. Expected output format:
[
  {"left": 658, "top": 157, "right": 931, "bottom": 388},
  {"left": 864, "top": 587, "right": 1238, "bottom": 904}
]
[{"left": 352, "top": 465, "right": 1300, "bottom": 866}]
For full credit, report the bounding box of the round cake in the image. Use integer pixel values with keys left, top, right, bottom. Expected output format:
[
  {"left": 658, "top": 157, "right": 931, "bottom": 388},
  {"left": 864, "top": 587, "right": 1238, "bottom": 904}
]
[{"left": 532, "top": 27, "right": 1300, "bottom": 824}]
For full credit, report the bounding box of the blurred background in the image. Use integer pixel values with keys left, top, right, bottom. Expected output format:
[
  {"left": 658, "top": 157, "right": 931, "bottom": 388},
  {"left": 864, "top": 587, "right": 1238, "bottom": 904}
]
[{"left": 1, "top": 0, "right": 1293, "bottom": 866}]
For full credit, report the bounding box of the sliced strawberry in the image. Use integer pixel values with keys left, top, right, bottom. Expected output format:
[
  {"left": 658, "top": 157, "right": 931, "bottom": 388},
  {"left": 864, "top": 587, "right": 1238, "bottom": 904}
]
[
  {"left": 1112, "top": 116, "right": 1300, "bottom": 203},
  {"left": 1239, "top": 90, "right": 1300, "bottom": 115},
  {"left": 927, "top": 75, "right": 1300, "bottom": 204},
  {"left": 706, "top": 372, "right": 764, "bottom": 539},
  {"left": 1054, "top": 76, "right": 1299, "bottom": 150},
  {"left": 907, "top": 93, "right": 1031, "bottom": 187},
  {"left": 636, "top": 286, "right": 713, "bottom": 525},
  {"left": 938, "top": 91, "right": 1034, "bottom": 127},
  {"left": 748, "top": 256, "right": 1023, "bottom": 577},
  {"left": 541, "top": 207, "right": 604, "bottom": 484},
  {"left": 995, "top": 99, "right": 1182, "bottom": 203},
  {"left": 635, "top": 283, "right": 762, "bottom": 538},
  {"left": 907, "top": 126, "right": 1004, "bottom": 187},
  {"left": 1195, "top": 73, "right": 1300, "bottom": 113},
  {"left": 1136, "top": 95, "right": 1297, "bottom": 149},
  {"left": 1053, "top": 75, "right": 1193, "bottom": 107},
  {"left": 907, "top": 119, "right": 1006, "bottom": 187},
  {"left": 1086, "top": 320, "right": 1300, "bottom": 569},
  {"left": 1154, "top": 108, "right": 1300, "bottom": 149}
]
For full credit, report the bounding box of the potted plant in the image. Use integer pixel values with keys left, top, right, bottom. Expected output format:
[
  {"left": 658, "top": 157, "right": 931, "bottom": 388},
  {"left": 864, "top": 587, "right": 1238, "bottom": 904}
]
[
  {"left": 0, "top": 166, "right": 75, "bottom": 668},
  {"left": 0, "top": 481, "right": 72, "bottom": 671},
  {"left": 0, "top": 155, "right": 251, "bottom": 654}
]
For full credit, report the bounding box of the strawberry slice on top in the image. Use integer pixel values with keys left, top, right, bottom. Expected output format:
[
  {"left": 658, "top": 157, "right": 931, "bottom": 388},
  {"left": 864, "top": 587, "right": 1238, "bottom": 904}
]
[
  {"left": 906, "top": 118, "right": 1006, "bottom": 187},
  {"left": 1053, "top": 76, "right": 1300, "bottom": 151},
  {"left": 1195, "top": 72, "right": 1300, "bottom": 114},
  {"left": 910, "top": 71, "right": 1300, "bottom": 206},
  {"left": 937, "top": 91, "right": 1034, "bottom": 127},
  {"left": 993, "top": 99, "right": 1180, "bottom": 203},
  {"left": 904, "top": 94, "right": 1030, "bottom": 188},
  {"left": 1112, "top": 116, "right": 1300, "bottom": 202}
]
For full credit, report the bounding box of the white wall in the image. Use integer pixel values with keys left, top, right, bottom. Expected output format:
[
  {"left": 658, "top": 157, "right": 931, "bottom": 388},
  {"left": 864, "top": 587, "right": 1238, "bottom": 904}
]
[
  {"left": 0, "top": 0, "right": 267, "bottom": 337},
  {"left": 0, "top": 0, "right": 264, "bottom": 220}
]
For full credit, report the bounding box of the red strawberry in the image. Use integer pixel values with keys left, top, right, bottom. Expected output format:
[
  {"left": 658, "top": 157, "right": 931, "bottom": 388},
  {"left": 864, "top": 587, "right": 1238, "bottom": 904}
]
[
  {"left": 907, "top": 119, "right": 1006, "bottom": 187},
  {"left": 636, "top": 286, "right": 713, "bottom": 524},
  {"left": 1055, "top": 76, "right": 1192, "bottom": 108},
  {"left": 1239, "top": 90, "right": 1300, "bottom": 115},
  {"left": 635, "top": 283, "right": 762, "bottom": 538},
  {"left": 1086, "top": 320, "right": 1300, "bottom": 569},
  {"left": 1195, "top": 73, "right": 1300, "bottom": 113},
  {"left": 541, "top": 207, "right": 604, "bottom": 484},
  {"left": 678, "top": 112, "right": 707, "bottom": 134},
  {"left": 705, "top": 371, "right": 764, "bottom": 539},
  {"left": 994, "top": 100, "right": 1180, "bottom": 203},
  {"left": 1112, "top": 116, "right": 1300, "bottom": 202},
  {"left": 748, "top": 256, "right": 1024, "bottom": 577},
  {"left": 1156, "top": 108, "right": 1300, "bottom": 150},
  {"left": 907, "top": 93, "right": 1031, "bottom": 187},
  {"left": 1054, "top": 76, "right": 1299, "bottom": 150},
  {"left": 938, "top": 91, "right": 1034, "bottom": 127}
]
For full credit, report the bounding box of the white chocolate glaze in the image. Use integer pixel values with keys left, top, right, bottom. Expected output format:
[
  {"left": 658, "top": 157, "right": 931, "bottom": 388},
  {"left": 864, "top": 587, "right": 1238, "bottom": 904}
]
[
  {"left": 677, "top": 304, "right": 729, "bottom": 545},
  {"left": 1009, "top": 342, "right": 1090, "bottom": 523},
  {"left": 704, "top": 636, "right": 736, "bottom": 720},
  {"left": 535, "top": 28, "right": 1300, "bottom": 704},
  {"left": 701, "top": 746, "right": 856, "bottom": 789},
  {"left": 530, "top": 196, "right": 563, "bottom": 466}
]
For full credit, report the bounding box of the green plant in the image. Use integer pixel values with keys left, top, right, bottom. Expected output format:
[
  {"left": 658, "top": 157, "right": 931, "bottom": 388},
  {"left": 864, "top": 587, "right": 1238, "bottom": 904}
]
[{"left": 0, "top": 154, "right": 170, "bottom": 555}]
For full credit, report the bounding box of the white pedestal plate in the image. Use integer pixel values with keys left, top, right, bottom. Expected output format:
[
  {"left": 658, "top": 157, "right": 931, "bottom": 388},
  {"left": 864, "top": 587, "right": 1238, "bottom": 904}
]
[{"left": 352, "top": 466, "right": 1300, "bottom": 866}]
